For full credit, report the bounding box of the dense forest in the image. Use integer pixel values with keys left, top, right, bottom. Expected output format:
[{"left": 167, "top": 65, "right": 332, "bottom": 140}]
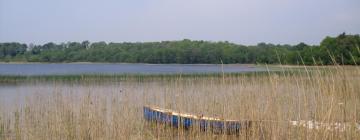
[{"left": 0, "top": 33, "right": 359, "bottom": 65}]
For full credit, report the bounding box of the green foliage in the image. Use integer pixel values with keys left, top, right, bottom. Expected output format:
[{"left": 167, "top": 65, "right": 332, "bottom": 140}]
[
  {"left": 0, "top": 42, "right": 27, "bottom": 60},
  {"left": 0, "top": 33, "right": 359, "bottom": 65},
  {"left": 320, "top": 33, "right": 360, "bottom": 64}
]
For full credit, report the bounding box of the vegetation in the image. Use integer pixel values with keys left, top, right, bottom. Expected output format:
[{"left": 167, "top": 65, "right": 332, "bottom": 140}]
[
  {"left": 0, "top": 66, "right": 359, "bottom": 139},
  {"left": 0, "top": 71, "right": 278, "bottom": 83},
  {"left": 1, "top": 33, "right": 359, "bottom": 65},
  {"left": 0, "top": 32, "right": 359, "bottom": 139}
]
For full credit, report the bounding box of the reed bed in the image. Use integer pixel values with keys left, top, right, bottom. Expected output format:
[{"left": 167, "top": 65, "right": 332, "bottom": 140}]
[{"left": 0, "top": 66, "right": 359, "bottom": 139}]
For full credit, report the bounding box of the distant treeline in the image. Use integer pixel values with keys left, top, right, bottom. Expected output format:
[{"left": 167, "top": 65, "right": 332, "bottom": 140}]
[{"left": 1, "top": 33, "right": 359, "bottom": 65}]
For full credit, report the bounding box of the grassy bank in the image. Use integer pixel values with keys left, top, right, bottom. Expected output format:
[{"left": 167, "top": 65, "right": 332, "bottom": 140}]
[
  {"left": 0, "top": 64, "right": 347, "bottom": 82},
  {"left": 0, "top": 66, "right": 359, "bottom": 139},
  {"left": 0, "top": 71, "right": 276, "bottom": 83}
]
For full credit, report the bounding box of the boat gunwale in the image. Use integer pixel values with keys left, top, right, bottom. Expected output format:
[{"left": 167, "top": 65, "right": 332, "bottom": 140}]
[{"left": 144, "top": 105, "right": 245, "bottom": 122}]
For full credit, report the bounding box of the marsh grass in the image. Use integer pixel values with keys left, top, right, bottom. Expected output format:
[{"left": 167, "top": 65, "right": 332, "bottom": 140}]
[{"left": 0, "top": 66, "right": 359, "bottom": 139}]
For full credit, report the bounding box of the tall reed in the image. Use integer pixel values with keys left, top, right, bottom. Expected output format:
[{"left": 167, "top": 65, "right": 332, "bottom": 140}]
[{"left": 0, "top": 66, "right": 359, "bottom": 139}]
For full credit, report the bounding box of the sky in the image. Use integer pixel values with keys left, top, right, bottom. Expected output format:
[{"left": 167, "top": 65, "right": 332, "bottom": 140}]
[{"left": 0, "top": 0, "right": 359, "bottom": 45}]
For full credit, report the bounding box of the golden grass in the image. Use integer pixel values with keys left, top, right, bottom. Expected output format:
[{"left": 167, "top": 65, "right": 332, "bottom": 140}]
[{"left": 0, "top": 66, "right": 359, "bottom": 139}]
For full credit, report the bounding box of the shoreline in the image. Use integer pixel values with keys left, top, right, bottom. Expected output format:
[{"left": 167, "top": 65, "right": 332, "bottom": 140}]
[
  {"left": 0, "top": 62, "right": 258, "bottom": 66},
  {"left": 1, "top": 62, "right": 356, "bottom": 67}
]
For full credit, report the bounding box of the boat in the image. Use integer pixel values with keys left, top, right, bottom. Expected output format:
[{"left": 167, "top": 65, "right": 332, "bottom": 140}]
[
  {"left": 144, "top": 106, "right": 360, "bottom": 134},
  {"left": 143, "top": 106, "right": 252, "bottom": 134}
]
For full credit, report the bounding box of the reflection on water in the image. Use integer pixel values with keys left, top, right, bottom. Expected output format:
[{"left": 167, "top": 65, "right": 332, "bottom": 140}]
[
  {"left": 0, "top": 63, "right": 265, "bottom": 75},
  {"left": 0, "top": 81, "right": 126, "bottom": 111},
  {"left": 0, "top": 79, "right": 169, "bottom": 114}
]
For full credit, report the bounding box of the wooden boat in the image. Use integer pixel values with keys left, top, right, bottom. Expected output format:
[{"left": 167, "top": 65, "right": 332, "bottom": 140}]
[
  {"left": 143, "top": 106, "right": 360, "bottom": 134},
  {"left": 143, "top": 106, "right": 252, "bottom": 134}
]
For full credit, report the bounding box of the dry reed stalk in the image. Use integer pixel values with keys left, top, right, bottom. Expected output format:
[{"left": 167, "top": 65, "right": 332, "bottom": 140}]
[{"left": 0, "top": 66, "right": 359, "bottom": 139}]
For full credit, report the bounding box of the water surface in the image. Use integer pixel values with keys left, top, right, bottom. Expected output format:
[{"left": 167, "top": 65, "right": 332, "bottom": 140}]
[{"left": 0, "top": 63, "right": 265, "bottom": 75}]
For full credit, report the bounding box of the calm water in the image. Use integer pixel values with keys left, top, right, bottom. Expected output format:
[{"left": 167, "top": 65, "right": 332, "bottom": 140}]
[
  {"left": 0, "top": 63, "right": 265, "bottom": 75},
  {"left": 0, "top": 63, "right": 265, "bottom": 109}
]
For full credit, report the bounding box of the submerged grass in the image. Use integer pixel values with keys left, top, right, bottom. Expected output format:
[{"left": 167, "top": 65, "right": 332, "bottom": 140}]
[
  {"left": 0, "top": 71, "right": 277, "bottom": 84},
  {"left": 0, "top": 65, "right": 359, "bottom": 139}
]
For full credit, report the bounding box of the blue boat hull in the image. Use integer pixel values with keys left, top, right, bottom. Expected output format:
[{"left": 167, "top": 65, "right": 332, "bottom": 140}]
[{"left": 143, "top": 106, "right": 251, "bottom": 134}]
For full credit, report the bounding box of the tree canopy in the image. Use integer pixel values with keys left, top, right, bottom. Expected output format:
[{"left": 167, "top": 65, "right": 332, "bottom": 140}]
[{"left": 1, "top": 33, "right": 359, "bottom": 65}]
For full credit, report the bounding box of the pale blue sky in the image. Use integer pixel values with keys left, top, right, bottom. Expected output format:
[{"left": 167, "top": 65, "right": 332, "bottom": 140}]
[{"left": 0, "top": 0, "right": 359, "bottom": 45}]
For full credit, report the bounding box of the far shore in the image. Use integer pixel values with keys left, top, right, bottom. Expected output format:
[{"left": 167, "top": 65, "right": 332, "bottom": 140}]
[
  {"left": 0, "top": 62, "right": 357, "bottom": 69},
  {"left": 0, "top": 62, "right": 257, "bottom": 66}
]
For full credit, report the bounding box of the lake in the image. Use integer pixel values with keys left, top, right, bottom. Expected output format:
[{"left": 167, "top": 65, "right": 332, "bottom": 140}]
[
  {"left": 0, "top": 65, "right": 359, "bottom": 139},
  {"left": 0, "top": 63, "right": 266, "bottom": 75},
  {"left": 0, "top": 63, "right": 267, "bottom": 111}
]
